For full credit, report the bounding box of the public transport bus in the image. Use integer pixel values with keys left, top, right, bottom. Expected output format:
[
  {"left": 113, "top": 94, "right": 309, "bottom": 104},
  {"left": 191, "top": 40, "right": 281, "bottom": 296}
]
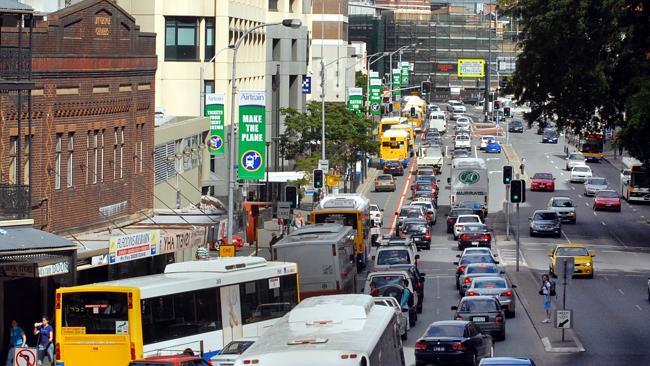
[
  {"left": 54, "top": 257, "right": 299, "bottom": 366},
  {"left": 389, "top": 123, "right": 415, "bottom": 157},
  {"left": 377, "top": 117, "right": 407, "bottom": 140},
  {"left": 236, "top": 294, "right": 405, "bottom": 366},
  {"left": 401, "top": 104, "right": 425, "bottom": 133},
  {"left": 578, "top": 132, "right": 604, "bottom": 161},
  {"left": 310, "top": 194, "right": 371, "bottom": 269},
  {"left": 379, "top": 129, "right": 410, "bottom": 168},
  {"left": 620, "top": 157, "right": 650, "bottom": 202}
]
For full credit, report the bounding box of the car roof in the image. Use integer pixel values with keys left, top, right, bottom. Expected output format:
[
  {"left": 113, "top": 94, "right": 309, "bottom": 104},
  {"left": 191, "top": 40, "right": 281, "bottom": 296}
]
[
  {"left": 368, "top": 270, "right": 409, "bottom": 277},
  {"left": 457, "top": 214, "right": 481, "bottom": 219},
  {"left": 533, "top": 209, "right": 556, "bottom": 214},
  {"left": 403, "top": 218, "right": 428, "bottom": 224},
  {"left": 460, "top": 295, "right": 499, "bottom": 302},
  {"left": 551, "top": 196, "right": 571, "bottom": 200},
  {"left": 472, "top": 276, "right": 507, "bottom": 282},
  {"left": 479, "top": 357, "right": 534, "bottom": 365},
  {"left": 556, "top": 243, "right": 587, "bottom": 248}
]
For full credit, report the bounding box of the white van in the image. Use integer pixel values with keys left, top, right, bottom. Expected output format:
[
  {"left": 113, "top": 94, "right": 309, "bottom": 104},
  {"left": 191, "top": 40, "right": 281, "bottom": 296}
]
[{"left": 428, "top": 111, "right": 447, "bottom": 133}]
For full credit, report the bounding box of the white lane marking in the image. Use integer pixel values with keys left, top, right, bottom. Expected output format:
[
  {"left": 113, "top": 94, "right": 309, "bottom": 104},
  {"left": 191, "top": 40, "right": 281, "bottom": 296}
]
[
  {"left": 601, "top": 221, "right": 606, "bottom": 226},
  {"left": 489, "top": 171, "right": 503, "bottom": 174},
  {"left": 602, "top": 276, "right": 609, "bottom": 281},
  {"left": 436, "top": 275, "right": 441, "bottom": 299},
  {"left": 562, "top": 230, "right": 571, "bottom": 242},
  {"left": 633, "top": 208, "right": 638, "bottom": 212},
  {"left": 560, "top": 172, "right": 565, "bottom": 176},
  {"left": 636, "top": 305, "right": 643, "bottom": 311},
  {"left": 389, "top": 167, "right": 414, "bottom": 232},
  {"left": 578, "top": 194, "right": 583, "bottom": 198},
  {"left": 572, "top": 186, "right": 576, "bottom": 190},
  {"left": 641, "top": 215, "right": 646, "bottom": 219},
  {"left": 474, "top": 145, "right": 478, "bottom": 158},
  {"left": 550, "top": 160, "right": 555, "bottom": 164},
  {"left": 555, "top": 166, "right": 559, "bottom": 170},
  {"left": 593, "top": 211, "right": 597, "bottom": 216},
  {"left": 586, "top": 202, "right": 590, "bottom": 206},
  {"left": 618, "top": 288, "right": 625, "bottom": 295}
]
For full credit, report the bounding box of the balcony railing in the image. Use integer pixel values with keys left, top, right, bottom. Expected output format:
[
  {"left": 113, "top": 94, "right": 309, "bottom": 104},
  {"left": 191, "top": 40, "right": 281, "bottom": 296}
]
[
  {"left": 0, "top": 46, "right": 32, "bottom": 81},
  {"left": 0, "top": 184, "right": 31, "bottom": 221}
]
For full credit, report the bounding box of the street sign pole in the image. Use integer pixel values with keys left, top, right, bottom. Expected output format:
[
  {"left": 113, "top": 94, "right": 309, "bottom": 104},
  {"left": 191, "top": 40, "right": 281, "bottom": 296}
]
[
  {"left": 562, "top": 258, "right": 568, "bottom": 342},
  {"left": 516, "top": 202, "right": 520, "bottom": 272},
  {"left": 505, "top": 184, "right": 510, "bottom": 241}
]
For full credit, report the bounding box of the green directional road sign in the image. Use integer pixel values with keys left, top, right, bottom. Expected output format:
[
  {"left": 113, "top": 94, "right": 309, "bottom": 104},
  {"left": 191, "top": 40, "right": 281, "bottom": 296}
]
[
  {"left": 400, "top": 62, "right": 410, "bottom": 86},
  {"left": 347, "top": 87, "right": 363, "bottom": 115},
  {"left": 237, "top": 91, "right": 266, "bottom": 180},
  {"left": 205, "top": 93, "right": 226, "bottom": 156},
  {"left": 369, "top": 77, "right": 382, "bottom": 116},
  {"left": 392, "top": 69, "right": 401, "bottom": 98}
]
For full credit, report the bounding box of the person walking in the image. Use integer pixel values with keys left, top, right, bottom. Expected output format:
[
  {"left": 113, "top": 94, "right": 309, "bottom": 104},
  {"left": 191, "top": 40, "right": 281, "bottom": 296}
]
[
  {"left": 34, "top": 316, "right": 53, "bottom": 366},
  {"left": 6, "top": 320, "right": 26, "bottom": 366},
  {"left": 540, "top": 275, "right": 553, "bottom": 323}
]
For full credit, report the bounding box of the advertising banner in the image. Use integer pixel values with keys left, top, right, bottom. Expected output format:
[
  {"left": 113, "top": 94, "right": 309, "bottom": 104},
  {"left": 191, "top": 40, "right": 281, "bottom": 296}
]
[
  {"left": 205, "top": 93, "right": 226, "bottom": 156},
  {"left": 457, "top": 59, "right": 486, "bottom": 78},
  {"left": 400, "top": 62, "right": 410, "bottom": 86},
  {"left": 392, "top": 69, "right": 402, "bottom": 97},
  {"left": 109, "top": 230, "right": 160, "bottom": 264},
  {"left": 347, "top": 87, "right": 363, "bottom": 115},
  {"left": 237, "top": 91, "right": 266, "bottom": 180},
  {"left": 369, "top": 77, "right": 382, "bottom": 116}
]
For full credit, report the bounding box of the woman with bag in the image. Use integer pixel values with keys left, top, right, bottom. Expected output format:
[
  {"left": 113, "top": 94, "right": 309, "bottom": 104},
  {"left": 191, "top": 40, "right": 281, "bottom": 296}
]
[{"left": 539, "top": 275, "right": 553, "bottom": 323}]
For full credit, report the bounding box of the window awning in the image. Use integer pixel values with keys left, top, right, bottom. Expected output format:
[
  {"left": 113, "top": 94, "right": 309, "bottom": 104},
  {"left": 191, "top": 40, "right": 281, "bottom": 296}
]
[
  {"left": 262, "top": 171, "right": 306, "bottom": 183},
  {"left": 0, "top": 227, "right": 76, "bottom": 256}
]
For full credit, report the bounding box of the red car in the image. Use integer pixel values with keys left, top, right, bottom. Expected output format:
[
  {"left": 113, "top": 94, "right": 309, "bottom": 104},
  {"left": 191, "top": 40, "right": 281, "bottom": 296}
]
[
  {"left": 593, "top": 190, "right": 622, "bottom": 211},
  {"left": 530, "top": 172, "right": 555, "bottom": 191},
  {"left": 129, "top": 355, "right": 212, "bottom": 366}
]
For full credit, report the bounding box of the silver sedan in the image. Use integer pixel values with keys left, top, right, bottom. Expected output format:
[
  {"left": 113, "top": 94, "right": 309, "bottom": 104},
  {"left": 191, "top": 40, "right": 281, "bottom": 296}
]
[
  {"left": 584, "top": 177, "right": 609, "bottom": 196},
  {"left": 466, "top": 276, "right": 517, "bottom": 318},
  {"left": 458, "top": 263, "right": 505, "bottom": 296}
]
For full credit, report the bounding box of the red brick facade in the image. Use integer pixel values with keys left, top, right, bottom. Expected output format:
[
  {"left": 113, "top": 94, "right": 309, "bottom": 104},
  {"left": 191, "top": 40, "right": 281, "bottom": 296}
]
[{"left": 0, "top": 0, "right": 157, "bottom": 234}]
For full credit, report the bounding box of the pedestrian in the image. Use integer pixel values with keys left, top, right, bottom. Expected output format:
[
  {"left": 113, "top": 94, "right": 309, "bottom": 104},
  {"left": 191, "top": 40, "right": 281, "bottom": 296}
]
[
  {"left": 369, "top": 282, "right": 379, "bottom": 297},
  {"left": 290, "top": 213, "right": 304, "bottom": 232},
  {"left": 540, "top": 274, "right": 553, "bottom": 323},
  {"left": 277, "top": 217, "right": 285, "bottom": 234},
  {"left": 296, "top": 213, "right": 305, "bottom": 227},
  {"left": 400, "top": 279, "right": 412, "bottom": 310},
  {"left": 519, "top": 158, "right": 526, "bottom": 175},
  {"left": 619, "top": 144, "right": 624, "bottom": 156},
  {"left": 182, "top": 348, "right": 194, "bottom": 356},
  {"left": 33, "top": 315, "right": 53, "bottom": 365},
  {"left": 6, "top": 320, "right": 26, "bottom": 366}
]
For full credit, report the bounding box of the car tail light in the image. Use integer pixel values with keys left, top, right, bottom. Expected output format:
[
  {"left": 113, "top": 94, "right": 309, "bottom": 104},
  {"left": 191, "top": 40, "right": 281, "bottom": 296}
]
[
  {"left": 460, "top": 234, "right": 468, "bottom": 241},
  {"left": 455, "top": 224, "right": 462, "bottom": 230},
  {"left": 415, "top": 342, "right": 428, "bottom": 350},
  {"left": 458, "top": 266, "right": 465, "bottom": 272},
  {"left": 495, "top": 315, "right": 504, "bottom": 324},
  {"left": 464, "top": 277, "right": 472, "bottom": 284},
  {"left": 501, "top": 290, "right": 513, "bottom": 297},
  {"left": 130, "top": 342, "right": 136, "bottom": 360},
  {"left": 55, "top": 343, "right": 61, "bottom": 360},
  {"left": 481, "top": 234, "right": 491, "bottom": 241},
  {"left": 452, "top": 342, "right": 466, "bottom": 350},
  {"left": 55, "top": 292, "right": 61, "bottom": 310},
  {"left": 425, "top": 231, "right": 431, "bottom": 240},
  {"left": 466, "top": 291, "right": 478, "bottom": 296},
  {"left": 454, "top": 315, "right": 463, "bottom": 320}
]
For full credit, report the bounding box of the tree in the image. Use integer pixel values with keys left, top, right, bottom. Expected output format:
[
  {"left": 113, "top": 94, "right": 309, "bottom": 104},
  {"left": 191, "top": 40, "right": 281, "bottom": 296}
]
[
  {"left": 356, "top": 71, "right": 368, "bottom": 100},
  {"left": 279, "top": 102, "right": 377, "bottom": 174}
]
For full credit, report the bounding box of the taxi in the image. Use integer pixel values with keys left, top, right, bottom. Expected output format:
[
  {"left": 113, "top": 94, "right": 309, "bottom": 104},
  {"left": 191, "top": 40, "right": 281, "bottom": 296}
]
[{"left": 548, "top": 243, "right": 595, "bottom": 278}]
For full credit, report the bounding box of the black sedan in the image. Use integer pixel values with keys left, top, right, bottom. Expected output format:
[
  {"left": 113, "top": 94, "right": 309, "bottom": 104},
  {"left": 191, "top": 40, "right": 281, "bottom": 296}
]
[
  {"left": 457, "top": 223, "right": 492, "bottom": 250},
  {"left": 446, "top": 208, "right": 476, "bottom": 233},
  {"left": 383, "top": 161, "right": 404, "bottom": 176},
  {"left": 400, "top": 218, "right": 432, "bottom": 250},
  {"left": 415, "top": 320, "right": 494, "bottom": 366},
  {"left": 542, "top": 130, "right": 559, "bottom": 143},
  {"left": 508, "top": 120, "right": 524, "bottom": 133},
  {"left": 457, "top": 200, "right": 487, "bottom": 220}
]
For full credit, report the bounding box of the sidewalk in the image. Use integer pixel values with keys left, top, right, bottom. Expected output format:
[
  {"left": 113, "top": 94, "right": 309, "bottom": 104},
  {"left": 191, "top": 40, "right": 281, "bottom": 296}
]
[
  {"left": 601, "top": 142, "right": 630, "bottom": 171},
  {"left": 498, "top": 238, "right": 585, "bottom": 353}
]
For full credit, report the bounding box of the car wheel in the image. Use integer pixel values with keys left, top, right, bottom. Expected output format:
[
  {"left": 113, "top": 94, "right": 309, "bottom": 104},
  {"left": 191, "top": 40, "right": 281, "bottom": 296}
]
[
  {"left": 556, "top": 232, "right": 562, "bottom": 238},
  {"left": 508, "top": 309, "right": 516, "bottom": 318},
  {"left": 617, "top": 207, "right": 622, "bottom": 212},
  {"left": 571, "top": 219, "right": 577, "bottom": 224},
  {"left": 587, "top": 273, "right": 594, "bottom": 279},
  {"left": 401, "top": 332, "right": 408, "bottom": 341},
  {"left": 647, "top": 288, "right": 650, "bottom": 302},
  {"left": 550, "top": 266, "right": 557, "bottom": 278},
  {"left": 498, "top": 332, "right": 506, "bottom": 341},
  {"left": 529, "top": 229, "right": 535, "bottom": 237}
]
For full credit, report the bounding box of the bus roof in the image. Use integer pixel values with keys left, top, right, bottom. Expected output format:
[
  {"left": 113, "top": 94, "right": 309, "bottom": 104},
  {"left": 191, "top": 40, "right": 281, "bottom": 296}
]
[
  {"left": 452, "top": 157, "right": 487, "bottom": 169},
  {"left": 241, "top": 295, "right": 394, "bottom": 358},
  {"left": 63, "top": 257, "right": 297, "bottom": 299},
  {"left": 275, "top": 224, "right": 353, "bottom": 247},
  {"left": 379, "top": 117, "right": 406, "bottom": 124},
  {"left": 380, "top": 129, "right": 409, "bottom": 139},
  {"left": 316, "top": 194, "right": 369, "bottom": 211},
  {"left": 622, "top": 156, "right": 644, "bottom": 170}
]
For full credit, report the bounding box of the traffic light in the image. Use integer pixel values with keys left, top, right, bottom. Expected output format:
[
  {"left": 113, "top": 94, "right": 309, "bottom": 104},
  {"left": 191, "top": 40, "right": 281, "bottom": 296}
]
[
  {"left": 500, "top": 76, "right": 508, "bottom": 89},
  {"left": 285, "top": 186, "right": 298, "bottom": 209},
  {"left": 313, "top": 169, "right": 324, "bottom": 189},
  {"left": 510, "top": 179, "right": 526, "bottom": 203},
  {"left": 503, "top": 107, "right": 511, "bottom": 117},
  {"left": 503, "top": 165, "right": 513, "bottom": 184},
  {"left": 410, "top": 107, "right": 417, "bottom": 117},
  {"left": 494, "top": 101, "right": 501, "bottom": 110},
  {"left": 421, "top": 81, "right": 431, "bottom": 94}
]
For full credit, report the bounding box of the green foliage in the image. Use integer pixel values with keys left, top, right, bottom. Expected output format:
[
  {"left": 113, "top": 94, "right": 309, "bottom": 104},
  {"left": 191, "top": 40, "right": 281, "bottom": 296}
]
[
  {"left": 512, "top": 0, "right": 650, "bottom": 164},
  {"left": 356, "top": 71, "right": 368, "bottom": 100},
  {"left": 279, "top": 102, "right": 377, "bottom": 171}
]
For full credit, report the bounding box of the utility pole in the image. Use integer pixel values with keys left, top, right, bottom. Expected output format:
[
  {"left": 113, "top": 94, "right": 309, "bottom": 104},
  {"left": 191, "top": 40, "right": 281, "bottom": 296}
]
[
  {"left": 505, "top": 184, "right": 510, "bottom": 241},
  {"left": 484, "top": 26, "right": 492, "bottom": 123},
  {"left": 516, "top": 201, "right": 520, "bottom": 272}
]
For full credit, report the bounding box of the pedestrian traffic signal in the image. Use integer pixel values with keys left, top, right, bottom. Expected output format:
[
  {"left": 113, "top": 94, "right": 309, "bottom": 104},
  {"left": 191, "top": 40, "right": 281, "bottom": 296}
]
[
  {"left": 503, "top": 107, "right": 511, "bottom": 117},
  {"left": 494, "top": 101, "right": 501, "bottom": 110},
  {"left": 503, "top": 165, "right": 513, "bottom": 184},
  {"left": 510, "top": 179, "right": 526, "bottom": 203},
  {"left": 285, "top": 186, "right": 298, "bottom": 209},
  {"left": 313, "top": 169, "right": 324, "bottom": 189}
]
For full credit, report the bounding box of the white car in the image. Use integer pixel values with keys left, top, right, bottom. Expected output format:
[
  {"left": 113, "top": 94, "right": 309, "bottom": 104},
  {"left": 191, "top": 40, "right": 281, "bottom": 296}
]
[
  {"left": 409, "top": 200, "right": 437, "bottom": 225},
  {"left": 453, "top": 214, "right": 483, "bottom": 239},
  {"left": 447, "top": 100, "right": 467, "bottom": 113},
  {"left": 570, "top": 165, "right": 593, "bottom": 182},
  {"left": 373, "top": 296, "right": 409, "bottom": 339},
  {"left": 480, "top": 135, "right": 496, "bottom": 150},
  {"left": 565, "top": 152, "right": 587, "bottom": 170},
  {"left": 454, "top": 134, "right": 471, "bottom": 150},
  {"left": 456, "top": 247, "right": 499, "bottom": 262},
  {"left": 210, "top": 337, "right": 258, "bottom": 365},
  {"left": 370, "top": 204, "right": 383, "bottom": 227}
]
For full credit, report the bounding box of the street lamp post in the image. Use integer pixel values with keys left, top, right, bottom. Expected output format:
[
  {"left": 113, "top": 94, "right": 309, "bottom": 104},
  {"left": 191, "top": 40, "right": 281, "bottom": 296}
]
[
  {"left": 199, "top": 46, "right": 234, "bottom": 115},
  {"left": 365, "top": 52, "right": 390, "bottom": 116},
  {"left": 388, "top": 43, "right": 418, "bottom": 104},
  {"left": 226, "top": 19, "right": 302, "bottom": 247}
]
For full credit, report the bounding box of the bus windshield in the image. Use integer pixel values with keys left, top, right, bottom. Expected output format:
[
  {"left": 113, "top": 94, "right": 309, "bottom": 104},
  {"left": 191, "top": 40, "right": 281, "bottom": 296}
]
[
  {"left": 381, "top": 123, "right": 396, "bottom": 133},
  {"left": 62, "top": 292, "right": 129, "bottom": 334},
  {"left": 581, "top": 139, "right": 603, "bottom": 153},
  {"left": 631, "top": 172, "right": 650, "bottom": 188},
  {"left": 313, "top": 212, "right": 358, "bottom": 230}
]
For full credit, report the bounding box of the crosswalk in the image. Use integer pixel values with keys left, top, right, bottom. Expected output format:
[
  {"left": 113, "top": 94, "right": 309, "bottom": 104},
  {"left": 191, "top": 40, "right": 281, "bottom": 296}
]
[{"left": 496, "top": 246, "right": 529, "bottom": 267}]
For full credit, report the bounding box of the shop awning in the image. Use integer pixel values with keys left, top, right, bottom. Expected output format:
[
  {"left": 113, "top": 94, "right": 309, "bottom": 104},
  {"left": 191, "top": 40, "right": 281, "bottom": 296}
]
[
  {"left": 0, "top": 227, "right": 76, "bottom": 256},
  {"left": 261, "top": 171, "right": 306, "bottom": 183}
]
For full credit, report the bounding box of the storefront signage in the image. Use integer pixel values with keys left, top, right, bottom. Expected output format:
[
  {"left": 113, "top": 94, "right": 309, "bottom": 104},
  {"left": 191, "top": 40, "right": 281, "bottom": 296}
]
[
  {"left": 1, "top": 259, "right": 70, "bottom": 278},
  {"left": 347, "top": 87, "right": 363, "bottom": 115},
  {"left": 205, "top": 93, "right": 226, "bottom": 156},
  {"left": 109, "top": 230, "right": 160, "bottom": 264},
  {"left": 237, "top": 91, "right": 266, "bottom": 180},
  {"left": 160, "top": 227, "right": 207, "bottom": 254},
  {"left": 37, "top": 261, "right": 70, "bottom": 278}
]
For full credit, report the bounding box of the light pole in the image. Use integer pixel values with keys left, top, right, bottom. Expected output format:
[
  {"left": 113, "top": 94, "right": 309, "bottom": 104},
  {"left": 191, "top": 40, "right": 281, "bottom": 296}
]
[
  {"left": 366, "top": 52, "right": 390, "bottom": 115},
  {"left": 319, "top": 54, "right": 358, "bottom": 160},
  {"left": 226, "top": 19, "right": 302, "bottom": 247},
  {"left": 199, "top": 46, "right": 234, "bottom": 114},
  {"left": 389, "top": 43, "right": 418, "bottom": 104}
]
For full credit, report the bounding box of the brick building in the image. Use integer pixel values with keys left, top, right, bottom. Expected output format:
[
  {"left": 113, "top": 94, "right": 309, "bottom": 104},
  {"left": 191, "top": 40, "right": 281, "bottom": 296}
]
[{"left": 0, "top": 0, "right": 157, "bottom": 234}]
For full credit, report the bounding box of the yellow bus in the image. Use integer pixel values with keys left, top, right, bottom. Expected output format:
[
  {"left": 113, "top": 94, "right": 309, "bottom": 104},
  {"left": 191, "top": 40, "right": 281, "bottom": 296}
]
[
  {"left": 377, "top": 116, "right": 407, "bottom": 140},
  {"left": 389, "top": 123, "right": 415, "bottom": 157},
  {"left": 310, "top": 194, "right": 371, "bottom": 269},
  {"left": 55, "top": 257, "right": 299, "bottom": 366},
  {"left": 379, "top": 129, "right": 409, "bottom": 167},
  {"left": 402, "top": 99, "right": 426, "bottom": 132}
]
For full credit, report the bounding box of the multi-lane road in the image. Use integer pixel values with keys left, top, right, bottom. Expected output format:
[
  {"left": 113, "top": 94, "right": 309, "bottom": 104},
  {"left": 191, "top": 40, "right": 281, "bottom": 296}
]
[{"left": 362, "top": 109, "right": 650, "bottom": 366}]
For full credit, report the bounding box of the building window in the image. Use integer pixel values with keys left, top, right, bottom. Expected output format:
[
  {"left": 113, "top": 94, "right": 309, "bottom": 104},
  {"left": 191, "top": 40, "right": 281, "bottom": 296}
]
[
  {"left": 8, "top": 137, "right": 17, "bottom": 184},
  {"left": 154, "top": 142, "right": 177, "bottom": 184},
  {"left": 113, "top": 128, "right": 118, "bottom": 180},
  {"left": 139, "top": 129, "right": 143, "bottom": 174},
  {"left": 205, "top": 18, "right": 215, "bottom": 61},
  {"left": 55, "top": 133, "right": 62, "bottom": 190},
  {"left": 269, "top": 0, "right": 279, "bottom": 12},
  {"left": 165, "top": 17, "right": 198, "bottom": 61},
  {"left": 204, "top": 80, "right": 215, "bottom": 94},
  {"left": 119, "top": 127, "right": 125, "bottom": 179},
  {"left": 100, "top": 130, "right": 105, "bottom": 182},
  {"left": 67, "top": 133, "right": 74, "bottom": 188},
  {"left": 86, "top": 132, "right": 90, "bottom": 184},
  {"left": 93, "top": 131, "right": 98, "bottom": 184},
  {"left": 23, "top": 135, "right": 30, "bottom": 185}
]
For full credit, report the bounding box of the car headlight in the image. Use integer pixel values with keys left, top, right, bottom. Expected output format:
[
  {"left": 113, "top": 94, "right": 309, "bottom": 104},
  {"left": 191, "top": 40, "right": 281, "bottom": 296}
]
[
  {"left": 584, "top": 262, "right": 591, "bottom": 266},
  {"left": 568, "top": 211, "right": 575, "bottom": 216}
]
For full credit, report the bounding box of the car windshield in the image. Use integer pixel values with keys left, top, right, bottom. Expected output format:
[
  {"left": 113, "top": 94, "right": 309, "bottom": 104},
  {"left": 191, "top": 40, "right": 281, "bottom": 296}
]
[
  {"left": 459, "top": 299, "right": 499, "bottom": 312},
  {"left": 459, "top": 201, "right": 481, "bottom": 209},
  {"left": 462, "top": 224, "right": 486, "bottom": 233},
  {"left": 221, "top": 340, "right": 255, "bottom": 355},
  {"left": 426, "top": 324, "right": 465, "bottom": 337},
  {"left": 370, "top": 205, "right": 380, "bottom": 211},
  {"left": 370, "top": 275, "right": 405, "bottom": 288},
  {"left": 458, "top": 216, "right": 480, "bottom": 223},
  {"left": 544, "top": 131, "right": 558, "bottom": 137},
  {"left": 551, "top": 198, "right": 573, "bottom": 207},
  {"left": 450, "top": 209, "right": 474, "bottom": 217},
  {"left": 473, "top": 279, "right": 507, "bottom": 289},
  {"left": 511, "top": 121, "right": 523, "bottom": 126},
  {"left": 377, "top": 175, "right": 393, "bottom": 181},
  {"left": 588, "top": 178, "right": 607, "bottom": 185},
  {"left": 596, "top": 191, "right": 618, "bottom": 198},
  {"left": 404, "top": 223, "right": 427, "bottom": 233},
  {"left": 400, "top": 208, "right": 421, "bottom": 217},
  {"left": 534, "top": 173, "right": 553, "bottom": 180},
  {"left": 460, "top": 255, "right": 494, "bottom": 265},
  {"left": 377, "top": 250, "right": 410, "bottom": 265},
  {"left": 534, "top": 212, "right": 558, "bottom": 220},
  {"left": 569, "top": 154, "right": 585, "bottom": 160},
  {"left": 573, "top": 167, "right": 590, "bottom": 172},
  {"left": 466, "top": 265, "right": 498, "bottom": 274},
  {"left": 556, "top": 247, "right": 590, "bottom": 256}
]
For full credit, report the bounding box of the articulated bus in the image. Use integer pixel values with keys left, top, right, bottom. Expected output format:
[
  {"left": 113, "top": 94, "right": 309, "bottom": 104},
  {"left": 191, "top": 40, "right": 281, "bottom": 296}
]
[
  {"left": 236, "top": 294, "right": 405, "bottom": 366},
  {"left": 310, "top": 194, "right": 371, "bottom": 270},
  {"left": 578, "top": 132, "right": 604, "bottom": 161},
  {"left": 379, "top": 129, "right": 410, "bottom": 168},
  {"left": 377, "top": 117, "right": 407, "bottom": 140},
  {"left": 55, "top": 257, "right": 299, "bottom": 366},
  {"left": 389, "top": 123, "right": 415, "bottom": 157}
]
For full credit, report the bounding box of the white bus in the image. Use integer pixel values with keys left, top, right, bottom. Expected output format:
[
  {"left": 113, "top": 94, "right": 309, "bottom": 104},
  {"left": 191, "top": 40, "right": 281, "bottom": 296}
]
[
  {"left": 449, "top": 158, "right": 489, "bottom": 211},
  {"left": 55, "top": 257, "right": 299, "bottom": 365},
  {"left": 236, "top": 294, "right": 405, "bottom": 366}
]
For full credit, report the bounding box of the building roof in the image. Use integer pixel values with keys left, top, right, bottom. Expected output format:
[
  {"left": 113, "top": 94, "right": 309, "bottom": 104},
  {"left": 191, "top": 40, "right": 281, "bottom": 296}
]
[
  {"left": 0, "top": 227, "right": 75, "bottom": 254},
  {"left": 0, "top": 0, "right": 32, "bottom": 13}
]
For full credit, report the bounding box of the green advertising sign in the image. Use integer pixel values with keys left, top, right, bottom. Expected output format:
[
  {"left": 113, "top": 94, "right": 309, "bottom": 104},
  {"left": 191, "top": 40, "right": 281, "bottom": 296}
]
[
  {"left": 400, "top": 62, "right": 410, "bottom": 86},
  {"left": 205, "top": 93, "right": 226, "bottom": 156},
  {"left": 237, "top": 91, "right": 266, "bottom": 180},
  {"left": 369, "top": 77, "right": 382, "bottom": 116},
  {"left": 392, "top": 69, "right": 402, "bottom": 97},
  {"left": 348, "top": 87, "right": 363, "bottom": 115}
]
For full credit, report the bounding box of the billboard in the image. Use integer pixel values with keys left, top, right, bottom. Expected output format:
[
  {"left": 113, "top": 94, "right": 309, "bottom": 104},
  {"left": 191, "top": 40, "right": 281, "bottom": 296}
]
[{"left": 457, "top": 59, "right": 485, "bottom": 78}]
